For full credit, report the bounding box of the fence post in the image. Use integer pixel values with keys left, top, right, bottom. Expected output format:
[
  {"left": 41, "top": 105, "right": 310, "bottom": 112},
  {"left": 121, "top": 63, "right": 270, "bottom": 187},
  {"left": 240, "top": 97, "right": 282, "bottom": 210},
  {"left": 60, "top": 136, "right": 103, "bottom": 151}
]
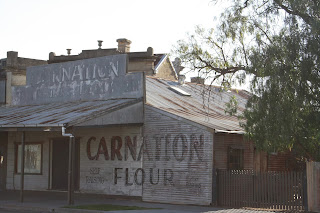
[
  {"left": 306, "top": 161, "right": 320, "bottom": 213},
  {"left": 303, "top": 171, "right": 308, "bottom": 211},
  {"left": 212, "top": 168, "right": 217, "bottom": 206}
]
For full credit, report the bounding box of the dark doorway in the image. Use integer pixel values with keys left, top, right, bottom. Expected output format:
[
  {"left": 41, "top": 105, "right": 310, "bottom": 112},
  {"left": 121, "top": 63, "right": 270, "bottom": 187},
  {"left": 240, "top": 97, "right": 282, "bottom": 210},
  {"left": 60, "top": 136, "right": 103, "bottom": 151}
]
[
  {"left": 52, "top": 138, "right": 79, "bottom": 190},
  {"left": 0, "top": 132, "right": 8, "bottom": 191}
]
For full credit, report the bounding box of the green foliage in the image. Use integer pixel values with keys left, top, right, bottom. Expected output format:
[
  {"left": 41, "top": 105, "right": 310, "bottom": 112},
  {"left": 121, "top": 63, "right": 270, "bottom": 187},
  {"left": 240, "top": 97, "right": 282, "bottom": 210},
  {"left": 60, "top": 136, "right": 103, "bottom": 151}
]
[
  {"left": 225, "top": 95, "right": 238, "bottom": 116},
  {"left": 174, "top": 0, "right": 320, "bottom": 161}
]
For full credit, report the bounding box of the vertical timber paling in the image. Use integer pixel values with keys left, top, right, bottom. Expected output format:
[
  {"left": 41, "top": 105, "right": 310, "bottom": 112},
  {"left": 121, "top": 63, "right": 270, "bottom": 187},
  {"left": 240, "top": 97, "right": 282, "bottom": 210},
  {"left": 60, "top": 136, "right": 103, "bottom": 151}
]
[{"left": 217, "top": 170, "right": 305, "bottom": 210}]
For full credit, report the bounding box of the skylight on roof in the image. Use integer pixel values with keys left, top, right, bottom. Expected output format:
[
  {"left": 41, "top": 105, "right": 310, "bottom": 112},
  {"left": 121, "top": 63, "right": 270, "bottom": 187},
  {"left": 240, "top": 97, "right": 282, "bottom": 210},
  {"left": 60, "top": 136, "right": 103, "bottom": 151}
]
[{"left": 168, "top": 86, "right": 191, "bottom": 96}]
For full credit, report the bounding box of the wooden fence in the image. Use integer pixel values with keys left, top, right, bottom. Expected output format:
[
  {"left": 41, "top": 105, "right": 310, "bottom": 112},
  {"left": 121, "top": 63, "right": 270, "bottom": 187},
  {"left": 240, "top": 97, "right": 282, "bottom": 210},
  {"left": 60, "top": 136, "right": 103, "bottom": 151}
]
[
  {"left": 307, "top": 162, "right": 320, "bottom": 212},
  {"left": 217, "top": 170, "right": 306, "bottom": 210}
]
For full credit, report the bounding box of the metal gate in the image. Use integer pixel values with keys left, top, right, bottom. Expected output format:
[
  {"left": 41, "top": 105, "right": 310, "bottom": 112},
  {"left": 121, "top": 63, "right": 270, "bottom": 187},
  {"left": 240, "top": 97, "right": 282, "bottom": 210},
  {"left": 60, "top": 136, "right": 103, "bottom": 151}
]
[{"left": 217, "top": 170, "right": 306, "bottom": 210}]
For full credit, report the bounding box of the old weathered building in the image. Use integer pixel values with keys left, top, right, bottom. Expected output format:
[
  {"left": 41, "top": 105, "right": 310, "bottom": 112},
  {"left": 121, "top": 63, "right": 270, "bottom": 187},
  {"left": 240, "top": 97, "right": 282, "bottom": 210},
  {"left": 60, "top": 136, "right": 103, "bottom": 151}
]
[
  {"left": 0, "top": 51, "right": 47, "bottom": 105},
  {"left": 0, "top": 38, "right": 296, "bottom": 206}
]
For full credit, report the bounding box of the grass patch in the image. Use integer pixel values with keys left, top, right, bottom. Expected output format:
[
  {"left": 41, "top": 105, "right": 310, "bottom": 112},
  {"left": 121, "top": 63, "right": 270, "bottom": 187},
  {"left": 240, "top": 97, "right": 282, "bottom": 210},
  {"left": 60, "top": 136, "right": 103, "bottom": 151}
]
[{"left": 64, "top": 204, "right": 160, "bottom": 211}]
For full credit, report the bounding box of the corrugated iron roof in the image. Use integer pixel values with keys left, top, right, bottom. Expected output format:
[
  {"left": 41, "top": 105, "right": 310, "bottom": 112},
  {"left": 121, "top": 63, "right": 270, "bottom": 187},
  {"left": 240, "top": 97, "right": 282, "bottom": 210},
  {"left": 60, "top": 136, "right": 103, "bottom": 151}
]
[
  {"left": 146, "top": 76, "right": 249, "bottom": 131},
  {"left": 0, "top": 76, "right": 249, "bottom": 131},
  {"left": 0, "top": 98, "right": 141, "bottom": 128}
]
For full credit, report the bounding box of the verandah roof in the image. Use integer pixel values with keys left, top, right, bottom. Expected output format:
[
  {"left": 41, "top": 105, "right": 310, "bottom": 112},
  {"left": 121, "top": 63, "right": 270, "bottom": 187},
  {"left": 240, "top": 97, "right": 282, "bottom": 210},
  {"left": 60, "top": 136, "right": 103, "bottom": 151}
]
[{"left": 0, "top": 98, "right": 142, "bottom": 129}]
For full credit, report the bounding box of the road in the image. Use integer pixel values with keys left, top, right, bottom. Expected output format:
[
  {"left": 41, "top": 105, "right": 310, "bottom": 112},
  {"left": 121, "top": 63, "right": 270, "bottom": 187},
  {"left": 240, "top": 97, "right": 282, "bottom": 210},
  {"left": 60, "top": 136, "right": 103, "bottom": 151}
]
[
  {"left": 0, "top": 208, "right": 276, "bottom": 213},
  {"left": 0, "top": 209, "right": 36, "bottom": 213}
]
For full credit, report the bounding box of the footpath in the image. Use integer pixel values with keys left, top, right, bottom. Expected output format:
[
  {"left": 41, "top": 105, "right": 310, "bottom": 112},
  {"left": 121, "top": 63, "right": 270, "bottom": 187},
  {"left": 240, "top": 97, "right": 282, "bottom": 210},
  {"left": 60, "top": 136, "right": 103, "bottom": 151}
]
[{"left": 0, "top": 190, "right": 276, "bottom": 213}]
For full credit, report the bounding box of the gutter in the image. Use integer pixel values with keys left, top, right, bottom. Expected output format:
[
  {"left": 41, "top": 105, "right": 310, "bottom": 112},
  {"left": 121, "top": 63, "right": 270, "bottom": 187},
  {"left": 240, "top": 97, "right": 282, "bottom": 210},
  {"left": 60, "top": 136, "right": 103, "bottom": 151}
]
[{"left": 0, "top": 124, "right": 63, "bottom": 128}]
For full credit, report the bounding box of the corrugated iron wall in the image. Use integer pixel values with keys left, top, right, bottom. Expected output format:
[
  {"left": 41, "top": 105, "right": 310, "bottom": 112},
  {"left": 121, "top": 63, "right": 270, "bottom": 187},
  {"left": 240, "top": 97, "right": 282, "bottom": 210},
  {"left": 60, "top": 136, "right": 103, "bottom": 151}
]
[{"left": 143, "top": 106, "right": 213, "bottom": 205}]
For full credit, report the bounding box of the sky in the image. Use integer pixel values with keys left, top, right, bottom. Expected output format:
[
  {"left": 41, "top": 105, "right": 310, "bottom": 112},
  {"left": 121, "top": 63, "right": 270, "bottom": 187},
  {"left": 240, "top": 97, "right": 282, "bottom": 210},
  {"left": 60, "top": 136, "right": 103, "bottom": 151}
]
[{"left": 0, "top": 0, "right": 222, "bottom": 60}]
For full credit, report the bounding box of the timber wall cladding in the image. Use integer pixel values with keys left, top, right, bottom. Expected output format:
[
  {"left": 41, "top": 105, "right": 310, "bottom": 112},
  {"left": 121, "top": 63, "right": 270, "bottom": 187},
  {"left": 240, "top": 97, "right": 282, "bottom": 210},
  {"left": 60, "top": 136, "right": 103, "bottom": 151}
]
[
  {"left": 77, "top": 126, "right": 143, "bottom": 196},
  {"left": 6, "top": 131, "right": 60, "bottom": 190},
  {"left": 0, "top": 132, "right": 8, "bottom": 190},
  {"left": 143, "top": 106, "right": 213, "bottom": 205},
  {"left": 214, "top": 133, "right": 254, "bottom": 170}
]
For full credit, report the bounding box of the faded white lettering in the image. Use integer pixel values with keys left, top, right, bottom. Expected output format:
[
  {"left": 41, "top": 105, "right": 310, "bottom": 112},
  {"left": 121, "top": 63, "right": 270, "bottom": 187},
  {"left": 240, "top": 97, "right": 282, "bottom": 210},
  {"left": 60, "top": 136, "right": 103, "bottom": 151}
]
[{"left": 110, "top": 61, "right": 118, "bottom": 77}]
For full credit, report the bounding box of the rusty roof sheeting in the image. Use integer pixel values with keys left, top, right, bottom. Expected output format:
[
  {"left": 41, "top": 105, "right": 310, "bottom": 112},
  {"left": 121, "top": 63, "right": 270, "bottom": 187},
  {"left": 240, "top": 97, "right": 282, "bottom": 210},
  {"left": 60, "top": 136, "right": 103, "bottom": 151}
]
[
  {"left": 0, "top": 98, "right": 141, "bottom": 128},
  {"left": 146, "top": 76, "right": 250, "bottom": 131}
]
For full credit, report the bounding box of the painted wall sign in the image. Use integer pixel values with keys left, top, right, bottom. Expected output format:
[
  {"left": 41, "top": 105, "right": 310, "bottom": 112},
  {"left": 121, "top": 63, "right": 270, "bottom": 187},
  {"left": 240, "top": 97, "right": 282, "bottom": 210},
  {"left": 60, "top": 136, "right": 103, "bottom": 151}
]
[
  {"left": 114, "top": 168, "right": 174, "bottom": 186},
  {"left": 84, "top": 134, "right": 204, "bottom": 189},
  {"left": 142, "top": 107, "right": 213, "bottom": 205},
  {"left": 11, "top": 55, "right": 143, "bottom": 105},
  {"left": 86, "top": 134, "right": 204, "bottom": 163}
]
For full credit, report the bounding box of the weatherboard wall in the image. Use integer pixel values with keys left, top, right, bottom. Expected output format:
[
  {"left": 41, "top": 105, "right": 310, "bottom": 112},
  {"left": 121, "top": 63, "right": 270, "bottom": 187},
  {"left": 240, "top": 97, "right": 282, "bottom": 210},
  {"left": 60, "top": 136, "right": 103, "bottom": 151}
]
[
  {"left": 5, "top": 126, "right": 145, "bottom": 196},
  {"left": 76, "top": 126, "right": 143, "bottom": 196},
  {"left": 0, "top": 132, "right": 8, "bottom": 190},
  {"left": 213, "top": 133, "right": 254, "bottom": 170},
  {"left": 6, "top": 131, "right": 59, "bottom": 191},
  {"left": 142, "top": 105, "right": 213, "bottom": 205},
  {"left": 4, "top": 110, "right": 215, "bottom": 202}
]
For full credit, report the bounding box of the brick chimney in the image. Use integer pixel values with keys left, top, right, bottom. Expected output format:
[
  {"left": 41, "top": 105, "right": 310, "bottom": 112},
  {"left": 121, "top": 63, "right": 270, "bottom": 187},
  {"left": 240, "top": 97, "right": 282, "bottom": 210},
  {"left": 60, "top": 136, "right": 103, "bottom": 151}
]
[
  {"left": 172, "top": 57, "right": 184, "bottom": 75},
  {"left": 178, "top": 75, "right": 186, "bottom": 85},
  {"left": 191, "top": 77, "right": 205, "bottom": 85},
  {"left": 117, "top": 38, "right": 131, "bottom": 53},
  {"left": 6, "top": 51, "right": 18, "bottom": 67}
]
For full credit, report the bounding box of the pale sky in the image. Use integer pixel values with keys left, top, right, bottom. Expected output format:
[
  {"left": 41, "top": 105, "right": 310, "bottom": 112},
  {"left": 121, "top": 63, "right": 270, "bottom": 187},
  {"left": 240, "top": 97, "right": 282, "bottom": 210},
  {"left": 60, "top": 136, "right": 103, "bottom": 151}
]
[{"left": 0, "top": 0, "right": 222, "bottom": 60}]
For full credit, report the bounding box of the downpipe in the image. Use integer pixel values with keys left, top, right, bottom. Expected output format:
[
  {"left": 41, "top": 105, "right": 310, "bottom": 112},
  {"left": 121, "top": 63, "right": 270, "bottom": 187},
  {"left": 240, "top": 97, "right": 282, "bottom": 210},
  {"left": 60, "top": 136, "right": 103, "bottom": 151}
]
[
  {"left": 62, "top": 126, "right": 74, "bottom": 137},
  {"left": 62, "top": 126, "right": 75, "bottom": 205}
]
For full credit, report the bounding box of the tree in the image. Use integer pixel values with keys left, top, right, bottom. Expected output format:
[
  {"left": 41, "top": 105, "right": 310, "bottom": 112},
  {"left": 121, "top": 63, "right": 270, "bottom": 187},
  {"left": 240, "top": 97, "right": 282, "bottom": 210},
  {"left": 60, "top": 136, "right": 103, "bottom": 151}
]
[{"left": 174, "top": 0, "right": 320, "bottom": 161}]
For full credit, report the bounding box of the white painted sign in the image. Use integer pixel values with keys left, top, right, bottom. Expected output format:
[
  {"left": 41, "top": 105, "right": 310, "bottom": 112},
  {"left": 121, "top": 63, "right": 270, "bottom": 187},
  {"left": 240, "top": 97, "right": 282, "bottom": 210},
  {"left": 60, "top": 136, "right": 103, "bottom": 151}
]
[{"left": 11, "top": 55, "right": 143, "bottom": 105}]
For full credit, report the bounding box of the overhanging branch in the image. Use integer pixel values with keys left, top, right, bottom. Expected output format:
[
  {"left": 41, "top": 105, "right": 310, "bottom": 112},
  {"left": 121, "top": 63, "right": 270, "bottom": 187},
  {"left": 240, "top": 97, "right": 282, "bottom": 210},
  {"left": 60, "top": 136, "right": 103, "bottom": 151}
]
[{"left": 274, "top": 0, "right": 314, "bottom": 27}]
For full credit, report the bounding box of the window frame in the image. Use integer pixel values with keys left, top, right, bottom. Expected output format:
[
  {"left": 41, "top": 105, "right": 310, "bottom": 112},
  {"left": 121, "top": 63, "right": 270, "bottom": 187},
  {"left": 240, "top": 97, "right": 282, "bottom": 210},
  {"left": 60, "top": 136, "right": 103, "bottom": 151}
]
[
  {"left": 227, "top": 146, "right": 244, "bottom": 170},
  {"left": 0, "top": 79, "right": 6, "bottom": 104},
  {"left": 15, "top": 142, "right": 43, "bottom": 175}
]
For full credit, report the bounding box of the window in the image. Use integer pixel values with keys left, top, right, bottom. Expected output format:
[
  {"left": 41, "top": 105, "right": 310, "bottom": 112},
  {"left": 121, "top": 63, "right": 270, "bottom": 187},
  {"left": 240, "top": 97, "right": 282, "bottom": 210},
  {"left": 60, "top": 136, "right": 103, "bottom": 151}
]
[
  {"left": 0, "top": 79, "right": 5, "bottom": 104},
  {"left": 228, "top": 147, "right": 244, "bottom": 170},
  {"left": 1, "top": 60, "right": 6, "bottom": 67},
  {"left": 15, "top": 143, "right": 42, "bottom": 174}
]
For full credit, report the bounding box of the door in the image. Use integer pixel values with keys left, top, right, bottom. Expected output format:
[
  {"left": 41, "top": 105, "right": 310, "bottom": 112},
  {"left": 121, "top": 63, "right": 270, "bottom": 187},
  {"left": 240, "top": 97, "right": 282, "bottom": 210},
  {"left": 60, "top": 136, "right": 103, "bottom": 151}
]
[
  {"left": 52, "top": 138, "right": 79, "bottom": 190},
  {"left": 0, "top": 132, "right": 8, "bottom": 191}
]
